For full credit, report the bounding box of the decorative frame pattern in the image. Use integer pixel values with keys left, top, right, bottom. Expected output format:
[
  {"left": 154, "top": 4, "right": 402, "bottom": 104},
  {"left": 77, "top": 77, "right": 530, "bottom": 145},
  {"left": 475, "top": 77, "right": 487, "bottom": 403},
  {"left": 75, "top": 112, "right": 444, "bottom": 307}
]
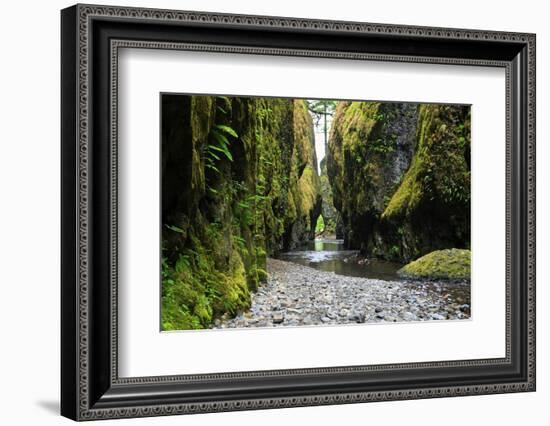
[{"left": 61, "top": 3, "right": 536, "bottom": 421}]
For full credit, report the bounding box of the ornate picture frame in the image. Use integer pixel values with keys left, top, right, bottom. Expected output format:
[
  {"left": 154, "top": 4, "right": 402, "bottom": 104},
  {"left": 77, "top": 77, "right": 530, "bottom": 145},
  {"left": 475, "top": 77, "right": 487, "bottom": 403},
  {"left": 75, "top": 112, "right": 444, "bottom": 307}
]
[{"left": 61, "top": 3, "right": 535, "bottom": 421}]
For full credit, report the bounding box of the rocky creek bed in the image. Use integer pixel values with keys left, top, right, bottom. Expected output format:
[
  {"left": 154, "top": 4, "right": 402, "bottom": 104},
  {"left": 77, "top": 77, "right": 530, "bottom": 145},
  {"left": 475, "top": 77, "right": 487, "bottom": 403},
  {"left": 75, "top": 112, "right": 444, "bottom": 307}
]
[{"left": 211, "top": 258, "right": 471, "bottom": 329}]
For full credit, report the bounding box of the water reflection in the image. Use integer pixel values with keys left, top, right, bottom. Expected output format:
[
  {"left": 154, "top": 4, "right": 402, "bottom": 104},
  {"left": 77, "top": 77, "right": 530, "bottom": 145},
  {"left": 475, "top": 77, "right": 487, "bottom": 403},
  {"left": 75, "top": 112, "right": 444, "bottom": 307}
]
[{"left": 277, "top": 239, "right": 403, "bottom": 280}]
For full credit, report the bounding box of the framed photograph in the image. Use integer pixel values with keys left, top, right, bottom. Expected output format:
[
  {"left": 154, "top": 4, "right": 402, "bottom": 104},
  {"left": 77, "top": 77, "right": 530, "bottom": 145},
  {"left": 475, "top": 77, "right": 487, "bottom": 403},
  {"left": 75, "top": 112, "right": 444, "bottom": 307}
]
[{"left": 61, "top": 4, "right": 536, "bottom": 421}]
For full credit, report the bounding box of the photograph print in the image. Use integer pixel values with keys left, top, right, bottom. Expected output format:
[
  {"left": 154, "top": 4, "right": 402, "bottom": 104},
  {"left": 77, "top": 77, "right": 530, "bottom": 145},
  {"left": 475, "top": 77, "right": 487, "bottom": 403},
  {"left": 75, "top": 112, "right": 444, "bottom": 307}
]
[{"left": 161, "top": 94, "right": 471, "bottom": 331}]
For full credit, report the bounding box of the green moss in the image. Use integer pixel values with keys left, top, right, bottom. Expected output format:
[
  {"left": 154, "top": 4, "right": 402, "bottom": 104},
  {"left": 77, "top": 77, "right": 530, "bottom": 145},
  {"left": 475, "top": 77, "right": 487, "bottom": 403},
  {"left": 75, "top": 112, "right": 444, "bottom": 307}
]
[
  {"left": 318, "top": 158, "right": 338, "bottom": 234},
  {"left": 382, "top": 104, "right": 470, "bottom": 221},
  {"left": 297, "top": 165, "right": 318, "bottom": 214},
  {"left": 327, "top": 101, "right": 419, "bottom": 253},
  {"left": 215, "top": 248, "right": 250, "bottom": 313},
  {"left": 398, "top": 249, "right": 471, "bottom": 280},
  {"left": 189, "top": 96, "right": 215, "bottom": 194},
  {"left": 161, "top": 95, "right": 320, "bottom": 330},
  {"left": 256, "top": 268, "right": 268, "bottom": 282},
  {"left": 161, "top": 221, "right": 252, "bottom": 331},
  {"left": 328, "top": 102, "right": 384, "bottom": 217},
  {"left": 327, "top": 101, "right": 470, "bottom": 262}
]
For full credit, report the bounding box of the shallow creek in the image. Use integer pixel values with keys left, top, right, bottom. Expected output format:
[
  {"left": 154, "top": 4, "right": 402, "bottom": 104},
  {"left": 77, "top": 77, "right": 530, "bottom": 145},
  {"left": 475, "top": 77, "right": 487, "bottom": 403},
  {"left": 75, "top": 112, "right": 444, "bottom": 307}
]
[{"left": 277, "top": 238, "right": 403, "bottom": 281}]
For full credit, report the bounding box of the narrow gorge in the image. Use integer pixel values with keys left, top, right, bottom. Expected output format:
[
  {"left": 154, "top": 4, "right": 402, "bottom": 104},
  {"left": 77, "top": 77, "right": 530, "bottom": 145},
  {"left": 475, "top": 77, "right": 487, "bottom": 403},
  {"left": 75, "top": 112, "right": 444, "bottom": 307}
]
[{"left": 161, "top": 95, "right": 471, "bottom": 331}]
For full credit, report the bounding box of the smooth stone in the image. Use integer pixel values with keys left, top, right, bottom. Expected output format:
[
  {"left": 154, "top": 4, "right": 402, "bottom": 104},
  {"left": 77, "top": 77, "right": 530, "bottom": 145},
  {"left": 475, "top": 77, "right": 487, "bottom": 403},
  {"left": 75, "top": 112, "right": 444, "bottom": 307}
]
[
  {"left": 272, "top": 313, "right": 284, "bottom": 324},
  {"left": 431, "top": 313, "right": 446, "bottom": 320},
  {"left": 349, "top": 312, "right": 366, "bottom": 323},
  {"left": 402, "top": 312, "right": 417, "bottom": 321}
]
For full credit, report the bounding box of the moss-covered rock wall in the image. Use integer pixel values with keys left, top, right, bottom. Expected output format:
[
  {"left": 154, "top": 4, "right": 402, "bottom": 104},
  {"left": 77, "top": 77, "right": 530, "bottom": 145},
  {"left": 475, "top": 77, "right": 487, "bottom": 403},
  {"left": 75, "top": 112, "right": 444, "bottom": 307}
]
[
  {"left": 319, "top": 157, "right": 340, "bottom": 237},
  {"left": 161, "top": 95, "right": 320, "bottom": 330},
  {"left": 327, "top": 101, "right": 419, "bottom": 254},
  {"left": 327, "top": 101, "right": 470, "bottom": 262}
]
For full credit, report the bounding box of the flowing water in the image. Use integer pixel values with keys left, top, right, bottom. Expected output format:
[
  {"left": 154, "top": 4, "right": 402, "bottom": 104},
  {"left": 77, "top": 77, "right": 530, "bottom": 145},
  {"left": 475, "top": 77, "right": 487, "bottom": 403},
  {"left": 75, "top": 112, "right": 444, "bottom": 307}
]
[{"left": 277, "top": 238, "right": 404, "bottom": 280}]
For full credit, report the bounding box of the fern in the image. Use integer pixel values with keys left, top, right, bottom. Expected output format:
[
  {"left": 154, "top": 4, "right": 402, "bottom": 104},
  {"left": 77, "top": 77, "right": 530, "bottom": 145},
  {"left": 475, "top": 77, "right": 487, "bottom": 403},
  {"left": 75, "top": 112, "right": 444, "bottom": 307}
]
[
  {"left": 165, "top": 224, "right": 185, "bottom": 234},
  {"left": 206, "top": 123, "right": 238, "bottom": 167},
  {"left": 214, "top": 124, "right": 238, "bottom": 138}
]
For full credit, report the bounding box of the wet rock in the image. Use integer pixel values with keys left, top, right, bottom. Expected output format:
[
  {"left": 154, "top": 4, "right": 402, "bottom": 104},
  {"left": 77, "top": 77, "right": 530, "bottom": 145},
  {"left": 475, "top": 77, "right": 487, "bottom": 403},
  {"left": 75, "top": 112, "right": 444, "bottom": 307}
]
[{"left": 459, "top": 304, "right": 471, "bottom": 314}]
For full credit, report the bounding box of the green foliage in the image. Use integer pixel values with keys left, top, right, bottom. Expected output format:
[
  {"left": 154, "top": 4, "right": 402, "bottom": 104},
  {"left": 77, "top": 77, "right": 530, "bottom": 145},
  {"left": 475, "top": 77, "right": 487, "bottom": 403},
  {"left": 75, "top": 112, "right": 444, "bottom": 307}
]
[
  {"left": 207, "top": 124, "right": 237, "bottom": 164},
  {"left": 165, "top": 224, "right": 185, "bottom": 235},
  {"left": 307, "top": 99, "right": 336, "bottom": 136},
  {"left": 204, "top": 99, "right": 238, "bottom": 179},
  {"left": 318, "top": 158, "right": 338, "bottom": 236},
  {"left": 231, "top": 180, "right": 255, "bottom": 228},
  {"left": 315, "top": 215, "right": 325, "bottom": 234},
  {"left": 161, "top": 223, "right": 251, "bottom": 331},
  {"left": 388, "top": 245, "right": 400, "bottom": 259},
  {"left": 382, "top": 104, "right": 470, "bottom": 221},
  {"left": 370, "top": 135, "right": 397, "bottom": 155},
  {"left": 162, "top": 95, "right": 321, "bottom": 330},
  {"left": 307, "top": 100, "right": 336, "bottom": 116},
  {"left": 214, "top": 124, "right": 238, "bottom": 138}
]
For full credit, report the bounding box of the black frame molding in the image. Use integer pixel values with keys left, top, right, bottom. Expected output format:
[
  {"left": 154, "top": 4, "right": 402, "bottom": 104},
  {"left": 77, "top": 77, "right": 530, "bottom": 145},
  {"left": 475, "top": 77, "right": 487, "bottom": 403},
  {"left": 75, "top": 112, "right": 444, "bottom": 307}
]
[{"left": 61, "top": 4, "right": 536, "bottom": 421}]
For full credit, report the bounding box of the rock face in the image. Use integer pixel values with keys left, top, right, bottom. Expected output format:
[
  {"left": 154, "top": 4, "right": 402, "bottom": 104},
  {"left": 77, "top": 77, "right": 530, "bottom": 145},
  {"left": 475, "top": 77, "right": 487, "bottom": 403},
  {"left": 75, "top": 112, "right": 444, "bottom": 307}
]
[
  {"left": 161, "top": 95, "right": 321, "bottom": 330},
  {"left": 327, "top": 102, "right": 470, "bottom": 262},
  {"left": 318, "top": 158, "right": 340, "bottom": 236},
  {"left": 285, "top": 101, "right": 323, "bottom": 246},
  {"left": 327, "top": 102, "right": 418, "bottom": 255}
]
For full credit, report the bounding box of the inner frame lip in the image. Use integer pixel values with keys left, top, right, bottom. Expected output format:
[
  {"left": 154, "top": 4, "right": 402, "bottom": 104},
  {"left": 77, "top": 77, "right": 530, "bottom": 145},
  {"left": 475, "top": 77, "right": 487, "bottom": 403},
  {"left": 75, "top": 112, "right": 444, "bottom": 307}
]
[{"left": 109, "top": 39, "right": 511, "bottom": 385}]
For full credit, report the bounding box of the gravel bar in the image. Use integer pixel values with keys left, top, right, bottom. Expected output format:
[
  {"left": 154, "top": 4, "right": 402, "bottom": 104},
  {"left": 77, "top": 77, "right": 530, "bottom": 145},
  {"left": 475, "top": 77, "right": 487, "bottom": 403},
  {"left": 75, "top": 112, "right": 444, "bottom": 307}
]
[{"left": 211, "top": 258, "right": 471, "bottom": 329}]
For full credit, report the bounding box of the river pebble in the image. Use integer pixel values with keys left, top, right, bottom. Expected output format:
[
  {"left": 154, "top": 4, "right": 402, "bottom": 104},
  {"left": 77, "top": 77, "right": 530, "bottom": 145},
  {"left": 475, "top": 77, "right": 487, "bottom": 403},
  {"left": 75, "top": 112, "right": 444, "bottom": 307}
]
[{"left": 211, "top": 258, "right": 471, "bottom": 329}]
